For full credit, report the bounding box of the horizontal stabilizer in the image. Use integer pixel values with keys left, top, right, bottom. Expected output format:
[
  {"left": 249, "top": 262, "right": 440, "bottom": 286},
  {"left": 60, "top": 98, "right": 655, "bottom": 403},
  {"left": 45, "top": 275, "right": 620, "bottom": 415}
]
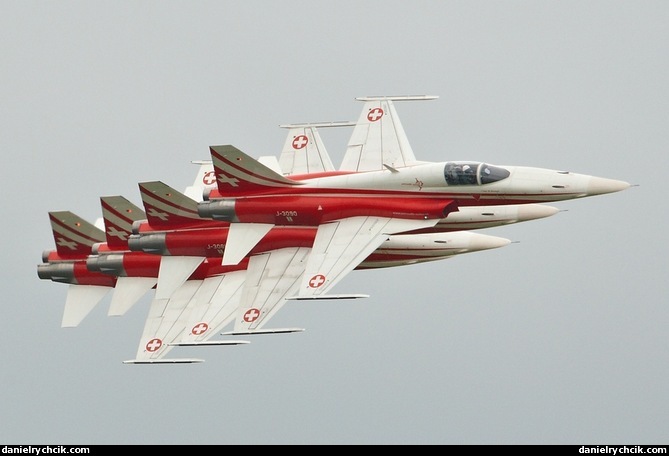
[
  {"left": 168, "top": 340, "right": 250, "bottom": 346},
  {"left": 122, "top": 358, "right": 204, "bottom": 364},
  {"left": 222, "top": 223, "right": 274, "bottom": 265},
  {"left": 222, "top": 328, "right": 305, "bottom": 336},
  {"left": 108, "top": 276, "right": 156, "bottom": 316},
  {"left": 62, "top": 284, "right": 111, "bottom": 327},
  {"left": 155, "top": 256, "right": 204, "bottom": 299},
  {"left": 285, "top": 294, "right": 370, "bottom": 300}
]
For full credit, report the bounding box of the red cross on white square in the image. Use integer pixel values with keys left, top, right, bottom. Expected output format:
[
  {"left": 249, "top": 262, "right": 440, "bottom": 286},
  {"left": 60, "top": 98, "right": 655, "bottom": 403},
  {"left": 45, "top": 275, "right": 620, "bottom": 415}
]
[{"left": 367, "top": 107, "right": 384, "bottom": 122}]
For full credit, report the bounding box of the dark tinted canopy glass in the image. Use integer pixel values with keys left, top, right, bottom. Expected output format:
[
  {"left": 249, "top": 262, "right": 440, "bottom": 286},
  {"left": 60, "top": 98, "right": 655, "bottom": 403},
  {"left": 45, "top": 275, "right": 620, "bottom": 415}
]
[{"left": 444, "top": 162, "right": 510, "bottom": 186}]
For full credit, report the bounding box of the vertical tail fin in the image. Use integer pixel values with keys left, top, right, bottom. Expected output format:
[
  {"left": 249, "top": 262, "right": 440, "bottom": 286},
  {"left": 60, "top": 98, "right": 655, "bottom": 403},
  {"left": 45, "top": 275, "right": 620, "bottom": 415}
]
[
  {"left": 278, "top": 121, "right": 354, "bottom": 175},
  {"left": 99, "top": 196, "right": 146, "bottom": 249},
  {"left": 183, "top": 160, "right": 216, "bottom": 202},
  {"left": 137, "top": 181, "right": 216, "bottom": 298},
  {"left": 49, "top": 211, "right": 106, "bottom": 257},
  {"left": 209, "top": 145, "right": 303, "bottom": 196},
  {"left": 340, "top": 95, "right": 437, "bottom": 172},
  {"left": 138, "top": 181, "right": 208, "bottom": 230}
]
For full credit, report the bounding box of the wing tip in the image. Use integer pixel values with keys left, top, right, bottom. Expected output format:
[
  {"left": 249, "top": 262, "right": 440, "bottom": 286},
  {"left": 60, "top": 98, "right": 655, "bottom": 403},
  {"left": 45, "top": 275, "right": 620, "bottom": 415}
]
[
  {"left": 222, "top": 328, "right": 305, "bottom": 336},
  {"left": 286, "top": 294, "right": 370, "bottom": 300},
  {"left": 122, "top": 358, "right": 205, "bottom": 364},
  {"left": 167, "top": 340, "right": 250, "bottom": 346},
  {"left": 355, "top": 95, "right": 438, "bottom": 102}
]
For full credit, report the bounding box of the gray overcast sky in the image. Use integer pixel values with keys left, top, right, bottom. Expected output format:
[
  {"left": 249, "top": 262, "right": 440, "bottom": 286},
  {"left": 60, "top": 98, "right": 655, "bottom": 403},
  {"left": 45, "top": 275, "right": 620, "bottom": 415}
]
[{"left": 1, "top": 0, "right": 666, "bottom": 445}]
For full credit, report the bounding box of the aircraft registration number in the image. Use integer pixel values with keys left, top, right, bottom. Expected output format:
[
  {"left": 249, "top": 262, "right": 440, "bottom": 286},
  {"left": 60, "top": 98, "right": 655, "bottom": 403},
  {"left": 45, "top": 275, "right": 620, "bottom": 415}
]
[{"left": 276, "top": 210, "right": 298, "bottom": 217}]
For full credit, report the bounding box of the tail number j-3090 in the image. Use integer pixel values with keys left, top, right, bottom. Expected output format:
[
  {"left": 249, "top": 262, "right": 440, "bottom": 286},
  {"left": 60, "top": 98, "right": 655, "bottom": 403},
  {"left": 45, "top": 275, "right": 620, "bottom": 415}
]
[
  {"left": 276, "top": 210, "right": 298, "bottom": 217},
  {"left": 277, "top": 210, "right": 298, "bottom": 222}
]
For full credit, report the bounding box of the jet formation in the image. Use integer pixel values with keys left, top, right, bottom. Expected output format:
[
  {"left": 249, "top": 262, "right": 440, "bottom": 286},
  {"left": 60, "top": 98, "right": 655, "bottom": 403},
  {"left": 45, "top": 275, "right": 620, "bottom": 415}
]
[{"left": 37, "top": 96, "right": 630, "bottom": 364}]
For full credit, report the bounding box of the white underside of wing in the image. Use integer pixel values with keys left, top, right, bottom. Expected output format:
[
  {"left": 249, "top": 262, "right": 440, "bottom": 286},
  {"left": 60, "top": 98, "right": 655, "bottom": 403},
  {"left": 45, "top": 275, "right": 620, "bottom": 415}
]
[
  {"left": 177, "top": 272, "right": 246, "bottom": 344},
  {"left": 108, "top": 276, "right": 156, "bottom": 316},
  {"left": 297, "top": 217, "right": 438, "bottom": 298},
  {"left": 233, "top": 247, "right": 311, "bottom": 333},
  {"left": 131, "top": 272, "right": 254, "bottom": 363},
  {"left": 61, "top": 284, "right": 112, "bottom": 328},
  {"left": 132, "top": 280, "right": 202, "bottom": 362}
]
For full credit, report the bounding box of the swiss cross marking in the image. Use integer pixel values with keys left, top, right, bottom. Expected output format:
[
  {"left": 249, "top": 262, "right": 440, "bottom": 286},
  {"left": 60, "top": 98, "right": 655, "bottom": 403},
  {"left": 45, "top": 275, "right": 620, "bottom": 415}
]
[
  {"left": 147, "top": 207, "right": 169, "bottom": 221},
  {"left": 146, "top": 338, "right": 162, "bottom": 352},
  {"left": 191, "top": 322, "right": 208, "bottom": 335},
  {"left": 202, "top": 171, "right": 216, "bottom": 185},
  {"left": 217, "top": 172, "right": 240, "bottom": 187},
  {"left": 308, "top": 274, "right": 326, "bottom": 288},
  {"left": 292, "top": 135, "right": 308, "bottom": 149},
  {"left": 243, "top": 308, "right": 260, "bottom": 323},
  {"left": 367, "top": 108, "right": 384, "bottom": 122},
  {"left": 56, "top": 237, "right": 78, "bottom": 251},
  {"left": 106, "top": 226, "right": 127, "bottom": 240}
]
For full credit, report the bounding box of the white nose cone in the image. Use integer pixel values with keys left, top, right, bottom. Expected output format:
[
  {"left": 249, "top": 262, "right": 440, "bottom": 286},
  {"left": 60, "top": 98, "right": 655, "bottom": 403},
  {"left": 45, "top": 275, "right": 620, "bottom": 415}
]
[
  {"left": 516, "top": 204, "right": 560, "bottom": 221},
  {"left": 467, "top": 233, "right": 511, "bottom": 251},
  {"left": 587, "top": 177, "right": 630, "bottom": 196}
]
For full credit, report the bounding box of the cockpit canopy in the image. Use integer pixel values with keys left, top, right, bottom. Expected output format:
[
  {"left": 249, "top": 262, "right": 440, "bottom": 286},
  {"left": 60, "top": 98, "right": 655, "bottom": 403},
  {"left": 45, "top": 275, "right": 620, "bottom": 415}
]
[{"left": 444, "top": 162, "right": 510, "bottom": 186}]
